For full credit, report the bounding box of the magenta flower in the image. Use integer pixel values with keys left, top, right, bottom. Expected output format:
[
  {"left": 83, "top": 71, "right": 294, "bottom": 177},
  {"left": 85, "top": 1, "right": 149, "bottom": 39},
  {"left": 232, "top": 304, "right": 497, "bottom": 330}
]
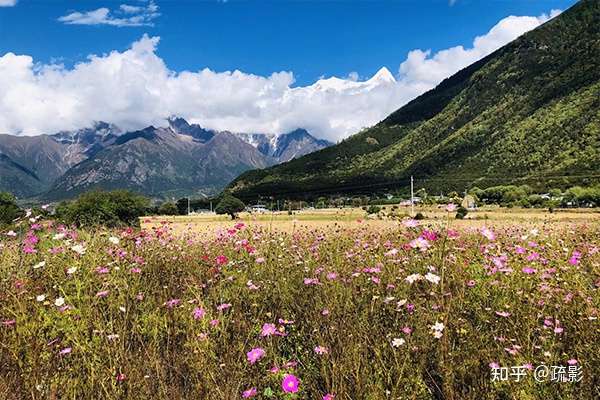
[
  {"left": 215, "top": 255, "right": 229, "bottom": 266},
  {"left": 521, "top": 267, "right": 537, "bottom": 274},
  {"left": 246, "top": 347, "right": 266, "bottom": 364},
  {"left": 282, "top": 374, "right": 299, "bottom": 393},
  {"left": 323, "top": 394, "right": 335, "bottom": 400},
  {"left": 193, "top": 307, "right": 205, "bottom": 320},
  {"left": 242, "top": 387, "right": 257, "bottom": 398}
]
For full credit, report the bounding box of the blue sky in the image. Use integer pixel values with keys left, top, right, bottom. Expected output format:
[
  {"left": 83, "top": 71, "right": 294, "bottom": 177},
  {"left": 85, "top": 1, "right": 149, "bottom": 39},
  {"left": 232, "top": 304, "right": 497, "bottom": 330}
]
[
  {"left": 0, "top": 0, "right": 578, "bottom": 139},
  {"left": 0, "top": 0, "right": 577, "bottom": 85}
]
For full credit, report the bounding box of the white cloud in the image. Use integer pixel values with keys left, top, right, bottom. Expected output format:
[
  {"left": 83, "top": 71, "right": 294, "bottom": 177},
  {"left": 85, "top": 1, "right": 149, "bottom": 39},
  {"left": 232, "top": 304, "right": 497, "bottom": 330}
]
[
  {"left": 1, "top": 10, "right": 559, "bottom": 141},
  {"left": 0, "top": 0, "right": 17, "bottom": 7},
  {"left": 58, "top": 1, "right": 159, "bottom": 27}
]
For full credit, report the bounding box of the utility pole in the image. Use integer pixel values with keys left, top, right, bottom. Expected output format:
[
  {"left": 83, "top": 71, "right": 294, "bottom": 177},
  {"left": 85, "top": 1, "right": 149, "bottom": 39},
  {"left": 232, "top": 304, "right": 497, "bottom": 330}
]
[
  {"left": 187, "top": 198, "right": 190, "bottom": 215},
  {"left": 410, "top": 175, "right": 414, "bottom": 217},
  {"left": 210, "top": 201, "right": 213, "bottom": 213}
]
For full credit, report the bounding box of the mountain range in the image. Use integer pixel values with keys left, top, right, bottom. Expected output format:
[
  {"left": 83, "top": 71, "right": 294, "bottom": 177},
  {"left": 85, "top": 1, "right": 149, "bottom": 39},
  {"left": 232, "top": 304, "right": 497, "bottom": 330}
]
[
  {"left": 229, "top": 0, "right": 600, "bottom": 199},
  {"left": 0, "top": 119, "right": 332, "bottom": 200}
]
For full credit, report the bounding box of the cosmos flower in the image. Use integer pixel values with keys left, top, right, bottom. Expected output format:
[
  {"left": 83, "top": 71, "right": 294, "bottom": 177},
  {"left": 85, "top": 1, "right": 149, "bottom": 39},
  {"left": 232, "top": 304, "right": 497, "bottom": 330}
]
[
  {"left": 391, "top": 338, "right": 405, "bottom": 347},
  {"left": 54, "top": 297, "right": 65, "bottom": 307},
  {"left": 481, "top": 227, "right": 496, "bottom": 241},
  {"left": 282, "top": 374, "right": 299, "bottom": 393},
  {"left": 261, "top": 323, "right": 277, "bottom": 337},
  {"left": 314, "top": 345, "right": 329, "bottom": 354},
  {"left": 59, "top": 347, "right": 72, "bottom": 355},
  {"left": 193, "top": 307, "right": 205, "bottom": 320},
  {"left": 242, "top": 387, "right": 257, "bottom": 398},
  {"left": 33, "top": 261, "right": 46, "bottom": 269},
  {"left": 247, "top": 347, "right": 266, "bottom": 364},
  {"left": 425, "top": 273, "right": 440, "bottom": 285}
]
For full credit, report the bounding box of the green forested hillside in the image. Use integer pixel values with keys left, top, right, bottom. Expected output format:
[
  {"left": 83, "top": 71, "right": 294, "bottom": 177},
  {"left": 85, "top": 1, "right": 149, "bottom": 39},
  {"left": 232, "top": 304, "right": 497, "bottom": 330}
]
[{"left": 229, "top": 0, "right": 600, "bottom": 199}]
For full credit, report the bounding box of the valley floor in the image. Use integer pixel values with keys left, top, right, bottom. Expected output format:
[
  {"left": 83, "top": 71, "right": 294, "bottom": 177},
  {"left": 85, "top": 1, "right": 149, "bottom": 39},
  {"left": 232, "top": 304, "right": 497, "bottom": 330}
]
[{"left": 1, "top": 208, "right": 598, "bottom": 399}]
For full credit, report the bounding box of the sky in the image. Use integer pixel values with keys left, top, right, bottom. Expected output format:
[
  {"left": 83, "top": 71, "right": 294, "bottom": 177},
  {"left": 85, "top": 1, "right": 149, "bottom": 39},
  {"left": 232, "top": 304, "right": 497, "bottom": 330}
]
[{"left": 0, "top": 0, "right": 578, "bottom": 141}]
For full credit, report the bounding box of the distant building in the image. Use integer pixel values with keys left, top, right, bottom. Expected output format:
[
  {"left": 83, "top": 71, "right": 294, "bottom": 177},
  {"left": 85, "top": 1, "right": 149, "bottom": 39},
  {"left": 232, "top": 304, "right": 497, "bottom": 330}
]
[{"left": 248, "top": 204, "right": 269, "bottom": 213}]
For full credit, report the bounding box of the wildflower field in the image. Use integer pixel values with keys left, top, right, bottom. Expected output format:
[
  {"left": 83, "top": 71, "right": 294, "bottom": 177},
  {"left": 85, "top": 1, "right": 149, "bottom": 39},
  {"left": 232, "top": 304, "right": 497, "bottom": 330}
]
[{"left": 1, "top": 211, "right": 599, "bottom": 399}]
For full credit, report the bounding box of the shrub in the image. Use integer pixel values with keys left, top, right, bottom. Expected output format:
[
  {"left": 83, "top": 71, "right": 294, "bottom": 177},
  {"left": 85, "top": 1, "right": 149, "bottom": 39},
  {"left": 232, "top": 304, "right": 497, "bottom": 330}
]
[
  {"left": 366, "top": 205, "right": 381, "bottom": 215},
  {"left": 158, "top": 202, "right": 179, "bottom": 216},
  {"left": 455, "top": 206, "right": 468, "bottom": 219},
  {"left": 414, "top": 212, "right": 426, "bottom": 220},
  {"left": 215, "top": 194, "right": 245, "bottom": 219},
  {"left": 55, "top": 190, "right": 149, "bottom": 228},
  {"left": 0, "top": 192, "right": 22, "bottom": 226}
]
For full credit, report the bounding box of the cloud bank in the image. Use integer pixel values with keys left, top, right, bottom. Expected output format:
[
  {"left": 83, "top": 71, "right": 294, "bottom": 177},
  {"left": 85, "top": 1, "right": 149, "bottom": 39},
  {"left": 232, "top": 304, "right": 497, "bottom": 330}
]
[
  {"left": 58, "top": 1, "right": 159, "bottom": 27},
  {"left": 0, "top": 10, "right": 559, "bottom": 141},
  {"left": 0, "top": 0, "right": 17, "bottom": 7}
]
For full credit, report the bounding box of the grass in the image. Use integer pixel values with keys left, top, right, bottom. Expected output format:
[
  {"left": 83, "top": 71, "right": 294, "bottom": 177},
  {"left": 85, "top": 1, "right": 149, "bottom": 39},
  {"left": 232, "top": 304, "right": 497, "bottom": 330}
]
[{"left": 1, "top": 209, "right": 599, "bottom": 399}]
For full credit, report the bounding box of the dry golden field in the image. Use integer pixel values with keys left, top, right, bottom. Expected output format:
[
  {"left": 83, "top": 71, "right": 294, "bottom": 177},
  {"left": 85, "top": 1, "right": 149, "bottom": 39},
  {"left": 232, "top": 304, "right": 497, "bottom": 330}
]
[{"left": 141, "top": 206, "right": 600, "bottom": 235}]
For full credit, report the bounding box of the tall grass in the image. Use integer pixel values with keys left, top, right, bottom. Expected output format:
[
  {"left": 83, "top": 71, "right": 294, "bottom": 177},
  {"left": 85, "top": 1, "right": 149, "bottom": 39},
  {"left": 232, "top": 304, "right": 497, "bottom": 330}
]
[{"left": 1, "top": 215, "right": 598, "bottom": 399}]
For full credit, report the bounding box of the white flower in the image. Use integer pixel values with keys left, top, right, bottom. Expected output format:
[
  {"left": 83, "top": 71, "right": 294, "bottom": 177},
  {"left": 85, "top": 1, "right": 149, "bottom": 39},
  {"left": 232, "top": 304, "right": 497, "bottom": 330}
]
[
  {"left": 119, "top": 306, "right": 126, "bottom": 313},
  {"left": 53, "top": 233, "right": 66, "bottom": 240},
  {"left": 71, "top": 244, "right": 86, "bottom": 255},
  {"left": 409, "top": 237, "right": 430, "bottom": 251},
  {"left": 425, "top": 273, "right": 441, "bottom": 285},
  {"left": 6, "top": 230, "right": 17, "bottom": 237},
  {"left": 66, "top": 266, "right": 78, "bottom": 275},
  {"left": 431, "top": 322, "right": 445, "bottom": 332},
  {"left": 392, "top": 338, "right": 406, "bottom": 347},
  {"left": 433, "top": 330, "right": 443, "bottom": 339},
  {"left": 108, "top": 236, "right": 120, "bottom": 245},
  {"left": 54, "top": 297, "right": 65, "bottom": 307},
  {"left": 405, "top": 274, "right": 423, "bottom": 284},
  {"left": 33, "top": 261, "right": 46, "bottom": 269},
  {"left": 36, "top": 294, "right": 46, "bottom": 302}
]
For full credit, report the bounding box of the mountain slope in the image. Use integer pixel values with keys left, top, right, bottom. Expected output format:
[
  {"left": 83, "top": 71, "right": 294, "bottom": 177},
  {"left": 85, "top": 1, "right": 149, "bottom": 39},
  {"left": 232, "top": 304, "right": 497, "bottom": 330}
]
[
  {"left": 0, "top": 122, "right": 121, "bottom": 197},
  {"left": 0, "top": 118, "right": 331, "bottom": 199},
  {"left": 43, "top": 124, "right": 331, "bottom": 200},
  {"left": 229, "top": 0, "right": 600, "bottom": 199}
]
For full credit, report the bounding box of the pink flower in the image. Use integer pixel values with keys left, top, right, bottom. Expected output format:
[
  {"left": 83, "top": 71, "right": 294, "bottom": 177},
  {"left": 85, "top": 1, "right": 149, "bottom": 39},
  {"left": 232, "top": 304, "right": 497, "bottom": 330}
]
[
  {"left": 446, "top": 203, "right": 457, "bottom": 212},
  {"left": 481, "top": 227, "right": 496, "bottom": 241},
  {"left": 495, "top": 311, "right": 511, "bottom": 318},
  {"left": 242, "top": 387, "right": 257, "bottom": 398},
  {"left": 314, "top": 345, "right": 329, "bottom": 355},
  {"left": 567, "top": 359, "right": 578, "bottom": 365},
  {"left": 116, "top": 373, "right": 126, "bottom": 382},
  {"left": 59, "top": 347, "right": 72, "bottom": 355},
  {"left": 215, "top": 255, "right": 229, "bottom": 266},
  {"left": 323, "top": 394, "right": 335, "bottom": 400},
  {"left": 521, "top": 267, "right": 537, "bottom": 274},
  {"left": 554, "top": 327, "right": 563, "bottom": 334},
  {"left": 193, "top": 307, "right": 205, "bottom": 320},
  {"left": 261, "top": 323, "right": 277, "bottom": 337},
  {"left": 165, "top": 298, "right": 181, "bottom": 308},
  {"left": 95, "top": 290, "right": 109, "bottom": 298},
  {"left": 247, "top": 347, "right": 266, "bottom": 364},
  {"left": 255, "top": 257, "right": 265, "bottom": 263},
  {"left": 2, "top": 319, "right": 16, "bottom": 327},
  {"left": 217, "top": 303, "right": 232, "bottom": 311},
  {"left": 466, "top": 280, "right": 476, "bottom": 287},
  {"left": 282, "top": 374, "right": 299, "bottom": 393},
  {"left": 489, "top": 362, "right": 500, "bottom": 369}
]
